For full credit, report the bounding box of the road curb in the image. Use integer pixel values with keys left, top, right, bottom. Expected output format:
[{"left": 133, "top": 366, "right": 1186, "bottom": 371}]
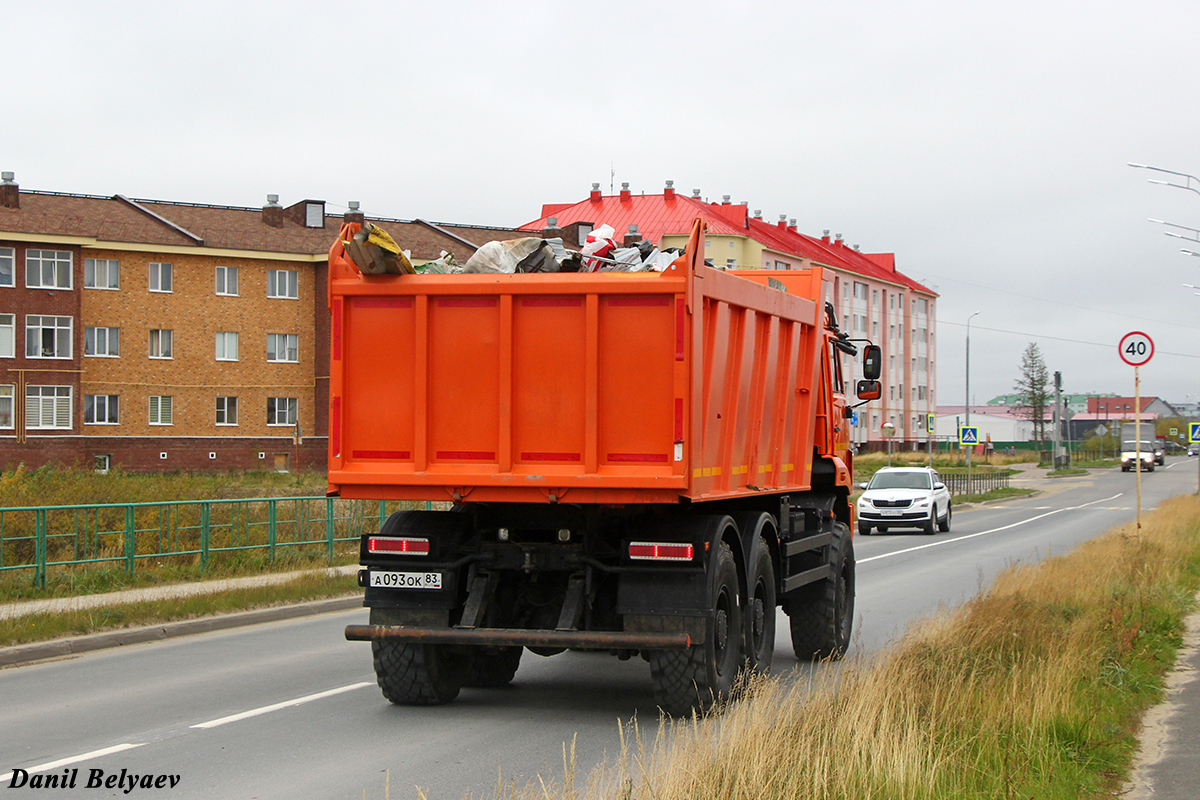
[{"left": 0, "top": 595, "right": 363, "bottom": 668}]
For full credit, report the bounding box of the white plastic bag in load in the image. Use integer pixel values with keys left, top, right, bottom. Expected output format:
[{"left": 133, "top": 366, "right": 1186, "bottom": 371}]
[
  {"left": 581, "top": 223, "right": 616, "bottom": 272},
  {"left": 464, "top": 238, "right": 560, "bottom": 273}
]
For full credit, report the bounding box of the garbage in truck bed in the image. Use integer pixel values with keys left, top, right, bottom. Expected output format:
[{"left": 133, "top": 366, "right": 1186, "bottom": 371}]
[
  {"left": 352, "top": 222, "right": 683, "bottom": 275},
  {"left": 341, "top": 221, "right": 416, "bottom": 275}
]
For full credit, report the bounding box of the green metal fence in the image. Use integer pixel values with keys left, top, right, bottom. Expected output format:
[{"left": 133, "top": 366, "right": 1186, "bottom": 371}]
[{"left": 0, "top": 497, "right": 424, "bottom": 587}]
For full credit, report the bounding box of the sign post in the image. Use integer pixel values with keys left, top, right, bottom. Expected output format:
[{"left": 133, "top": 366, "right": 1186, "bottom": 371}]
[
  {"left": 1118, "top": 331, "right": 1154, "bottom": 534},
  {"left": 959, "top": 426, "right": 980, "bottom": 496},
  {"left": 1190, "top": 422, "right": 1200, "bottom": 495}
]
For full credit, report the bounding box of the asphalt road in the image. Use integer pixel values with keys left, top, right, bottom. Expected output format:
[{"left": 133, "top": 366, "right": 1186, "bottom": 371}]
[{"left": 2, "top": 461, "right": 1196, "bottom": 799}]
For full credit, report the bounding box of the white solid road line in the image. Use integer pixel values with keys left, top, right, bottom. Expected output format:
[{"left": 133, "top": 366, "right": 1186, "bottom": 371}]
[
  {"left": 858, "top": 493, "right": 1124, "bottom": 565},
  {"left": 1, "top": 742, "right": 145, "bottom": 783},
  {"left": 191, "top": 681, "right": 374, "bottom": 729}
]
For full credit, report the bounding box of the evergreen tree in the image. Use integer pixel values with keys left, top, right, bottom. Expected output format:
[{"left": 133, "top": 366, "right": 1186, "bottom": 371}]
[{"left": 1013, "top": 342, "right": 1049, "bottom": 448}]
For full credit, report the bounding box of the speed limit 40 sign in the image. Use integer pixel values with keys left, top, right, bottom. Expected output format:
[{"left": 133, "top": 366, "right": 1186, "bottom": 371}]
[{"left": 1119, "top": 331, "right": 1154, "bottom": 366}]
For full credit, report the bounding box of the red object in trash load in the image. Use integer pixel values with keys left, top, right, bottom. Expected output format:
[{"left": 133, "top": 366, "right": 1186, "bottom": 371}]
[{"left": 581, "top": 225, "right": 616, "bottom": 272}]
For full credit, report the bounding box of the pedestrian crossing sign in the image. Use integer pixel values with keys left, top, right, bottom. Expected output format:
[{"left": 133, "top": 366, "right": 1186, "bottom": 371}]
[
  {"left": 959, "top": 426, "right": 979, "bottom": 445},
  {"left": 1190, "top": 423, "right": 1200, "bottom": 444}
]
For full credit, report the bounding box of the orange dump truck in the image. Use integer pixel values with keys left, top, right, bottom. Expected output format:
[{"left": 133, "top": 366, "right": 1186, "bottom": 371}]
[{"left": 332, "top": 219, "right": 881, "bottom": 715}]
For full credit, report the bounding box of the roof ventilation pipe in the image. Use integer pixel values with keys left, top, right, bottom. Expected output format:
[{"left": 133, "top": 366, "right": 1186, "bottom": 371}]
[{"left": 262, "top": 194, "right": 283, "bottom": 227}]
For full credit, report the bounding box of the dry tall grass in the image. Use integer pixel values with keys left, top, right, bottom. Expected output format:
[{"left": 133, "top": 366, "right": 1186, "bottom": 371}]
[{"left": 500, "top": 495, "right": 1200, "bottom": 800}]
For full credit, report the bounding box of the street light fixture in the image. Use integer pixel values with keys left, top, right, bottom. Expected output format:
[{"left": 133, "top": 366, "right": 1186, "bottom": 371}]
[
  {"left": 1129, "top": 163, "right": 1200, "bottom": 198},
  {"left": 1148, "top": 219, "right": 1200, "bottom": 243}
]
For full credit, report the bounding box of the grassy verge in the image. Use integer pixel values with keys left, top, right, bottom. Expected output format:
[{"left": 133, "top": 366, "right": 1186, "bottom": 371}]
[
  {"left": 955, "top": 486, "right": 1036, "bottom": 504},
  {"left": 507, "top": 495, "right": 1200, "bottom": 800},
  {"left": 0, "top": 569, "right": 359, "bottom": 649},
  {"left": 1049, "top": 468, "right": 1090, "bottom": 477},
  {"left": 0, "top": 463, "right": 329, "bottom": 507}
]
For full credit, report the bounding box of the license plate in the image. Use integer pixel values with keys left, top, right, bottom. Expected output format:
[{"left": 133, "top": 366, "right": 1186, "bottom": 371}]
[
  {"left": 881, "top": 508, "right": 904, "bottom": 516},
  {"left": 369, "top": 570, "right": 443, "bottom": 590}
]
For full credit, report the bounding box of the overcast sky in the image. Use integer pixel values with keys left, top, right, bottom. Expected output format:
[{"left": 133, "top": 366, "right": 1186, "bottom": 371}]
[{"left": 6, "top": 0, "right": 1200, "bottom": 408}]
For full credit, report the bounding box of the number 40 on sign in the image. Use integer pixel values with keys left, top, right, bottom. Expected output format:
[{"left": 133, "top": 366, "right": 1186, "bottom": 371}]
[{"left": 1119, "top": 331, "right": 1154, "bottom": 366}]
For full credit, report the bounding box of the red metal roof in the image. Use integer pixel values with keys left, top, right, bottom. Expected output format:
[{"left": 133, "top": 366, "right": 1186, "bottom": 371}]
[{"left": 521, "top": 190, "right": 935, "bottom": 296}]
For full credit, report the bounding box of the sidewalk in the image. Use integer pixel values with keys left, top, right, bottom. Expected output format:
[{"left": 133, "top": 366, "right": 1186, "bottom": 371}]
[
  {"left": 0, "top": 564, "right": 360, "bottom": 620},
  {"left": 0, "top": 564, "right": 362, "bottom": 667}
]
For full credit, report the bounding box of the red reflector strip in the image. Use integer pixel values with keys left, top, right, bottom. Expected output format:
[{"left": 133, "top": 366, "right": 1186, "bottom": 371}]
[
  {"left": 352, "top": 450, "right": 411, "bottom": 459},
  {"left": 368, "top": 537, "right": 430, "bottom": 555},
  {"left": 676, "top": 298, "right": 685, "bottom": 360},
  {"left": 355, "top": 298, "right": 414, "bottom": 308},
  {"left": 331, "top": 397, "right": 342, "bottom": 458},
  {"left": 608, "top": 453, "right": 669, "bottom": 463},
  {"left": 629, "top": 542, "right": 694, "bottom": 561},
  {"left": 332, "top": 298, "right": 343, "bottom": 361}
]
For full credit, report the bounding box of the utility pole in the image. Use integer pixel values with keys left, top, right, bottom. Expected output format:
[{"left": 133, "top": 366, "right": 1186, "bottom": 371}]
[{"left": 1052, "top": 371, "right": 1063, "bottom": 468}]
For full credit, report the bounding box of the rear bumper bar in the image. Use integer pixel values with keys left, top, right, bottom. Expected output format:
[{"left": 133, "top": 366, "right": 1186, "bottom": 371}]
[{"left": 344, "top": 624, "right": 691, "bottom": 650}]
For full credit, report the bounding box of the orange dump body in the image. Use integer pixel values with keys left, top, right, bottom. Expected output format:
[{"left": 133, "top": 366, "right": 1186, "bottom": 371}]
[{"left": 327, "top": 219, "right": 850, "bottom": 504}]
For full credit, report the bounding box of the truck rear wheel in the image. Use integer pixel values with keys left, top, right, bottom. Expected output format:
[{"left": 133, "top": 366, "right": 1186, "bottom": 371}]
[
  {"left": 371, "top": 640, "right": 467, "bottom": 705},
  {"left": 787, "top": 522, "right": 854, "bottom": 660},
  {"left": 463, "top": 646, "right": 523, "bottom": 688},
  {"left": 650, "top": 540, "right": 742, "bottom": 716},
  {"left": 744, "top": 536, "right": 776, "bottom": 672}
]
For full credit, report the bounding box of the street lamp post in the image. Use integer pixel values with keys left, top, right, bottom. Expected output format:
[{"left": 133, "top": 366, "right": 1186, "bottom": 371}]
[{"left": 965, "top": 311, "right": 981, "bottom": 493}]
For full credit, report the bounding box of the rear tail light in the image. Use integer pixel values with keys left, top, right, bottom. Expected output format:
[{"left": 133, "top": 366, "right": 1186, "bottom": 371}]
[
  {"left": 629, "top": 542, "right": 694, "bottom": 562},
  {"left": 367, "top": 537, "right": 431, "bottom": 555}
]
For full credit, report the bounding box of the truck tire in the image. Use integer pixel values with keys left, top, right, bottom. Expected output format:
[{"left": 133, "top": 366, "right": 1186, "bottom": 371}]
[
  {"left": 462, "top": 646, "right": 522, "bottom": 688},
  {"left": 938, "top": 503, "right": 952, "bottom": 532},
  {"left": 371, "top": 640, "right": 467, "bottom": 705},
  {"left": 650, "top": 540, "right": 742, "bottom": 716},
  {"left": 744, "top": 536, "right": 776, "bottom": 673},
  {"left": 788, "top": 522, "right": 854, "bottom": 660}
]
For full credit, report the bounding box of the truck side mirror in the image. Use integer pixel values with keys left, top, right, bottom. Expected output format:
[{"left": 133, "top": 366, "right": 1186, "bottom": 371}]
[
  {"left": 862, "top": 344, "right": 881, "bottom": 380},
  {"left": 856, "top": 380, "right": 881, "bottom": 400}
]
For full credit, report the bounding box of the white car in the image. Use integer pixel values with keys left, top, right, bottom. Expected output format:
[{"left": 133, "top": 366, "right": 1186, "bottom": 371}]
[{"left": 856, "top": 466, "right": 951, "bottom": 536}]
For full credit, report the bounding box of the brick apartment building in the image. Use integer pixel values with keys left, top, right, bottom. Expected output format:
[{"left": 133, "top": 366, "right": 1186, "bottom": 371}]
[
  {"left": 0, "top": 174, "right": 527, "bottom": 473},
  {"left": 520, "top": 182, "right": 938, "bottom": 446}
]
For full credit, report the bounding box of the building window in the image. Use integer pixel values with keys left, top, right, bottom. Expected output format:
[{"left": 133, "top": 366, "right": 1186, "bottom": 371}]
[
  {"left": 84, "top": 394, "right": 120, "bottom": 424},
  {"left": 149, "top": 329, "right": 173, "bottom": 359},
  {"left": 149, "top": 262, "right": 173, "bottom": 293},
  {"left": 148, "top": 395, "right": 173, "bottom": 426},
  {"left": 267, "top": 397, "right": 297, "bottom": 426},
  {"left": 26, "top": 250, "right": 72, "bottom": 290},
  {"left": 853, "top": 281, "right": 868, "bottom": 301},
  {"left": 215, "top": 332, "right": 238, "bottom": 361},
  {"left": 919, "top": 297, "right": 928, "bottom": 314},
  {"left": 216, "top": 396, "right": 238, "bottom": 426},
  {"left": 94, "top": 454, "right": 111, "bottom": 474},
  {"left": 25, "top": 315, "right": 72, "bottom": 359},
  {"left": 84, "top": 326, "right": 120, "bottom": 357},
  {"left": 84, "top": 258, "right": 120, "bottom": 290},
  {"left": 0, "top": 248, "right": 14, "bottom": 287},
  {"left": 267, "top": 269, "right": 298, "bottom": 299},
  {"left": 215, "top": 265, "right": 238, "bottom": 296},
  {"left": 774, "top": 260, "right": 788, "bottom": 270},
  {"left": 0, "top": 314, "right": 12, "bottom": 358},
  {"left": 725, "top": 258, "right": 737, "bottom": 269},
  {"left": 0, "top": 385, "right": 12, "bottom": 428},
  {"left": 267, "top": 333, "right": 298, "bottom": 363},
  {"left": 576, "top": 223, "right": 593, "bottom": 247},
  {"left": 26, "top": 385, "right": 72, "bottom": 429},
  {"left": 304, "top": 202, "right": 324, "bottom": 228}
]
